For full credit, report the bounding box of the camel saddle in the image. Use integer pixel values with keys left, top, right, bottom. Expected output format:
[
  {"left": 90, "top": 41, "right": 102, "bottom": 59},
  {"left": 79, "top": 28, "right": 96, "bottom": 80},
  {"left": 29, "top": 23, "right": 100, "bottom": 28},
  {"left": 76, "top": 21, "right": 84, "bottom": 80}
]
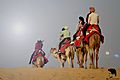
[
  {"left": 84, "top": 25, "right": 104, "bottom": 43},
  {"left": 59, "top": 39, "right": 71, "bottom": 54}
]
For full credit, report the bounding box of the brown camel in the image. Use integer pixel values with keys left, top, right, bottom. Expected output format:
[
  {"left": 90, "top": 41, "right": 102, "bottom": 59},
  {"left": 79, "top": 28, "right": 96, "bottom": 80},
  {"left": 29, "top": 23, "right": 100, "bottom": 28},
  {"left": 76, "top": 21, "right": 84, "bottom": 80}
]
[
  {"left": 85, "top": 33, "right": 101, "bottom": 69},
  {"left": 32, "top": 56, "right": 44, "bottom": 68},
  {"left": 50, "top": 45, "right": 75, "bottom": 68},
  {"left": 75, "top": 42, "right": 88, "bottom": 68}
]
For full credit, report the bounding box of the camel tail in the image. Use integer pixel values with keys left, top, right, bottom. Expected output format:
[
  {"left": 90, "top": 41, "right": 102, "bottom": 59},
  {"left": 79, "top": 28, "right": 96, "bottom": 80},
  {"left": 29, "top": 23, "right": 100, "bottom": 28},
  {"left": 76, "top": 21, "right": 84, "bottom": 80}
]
[{"left": 94, "top": 33, "right": 100, "bottom": 47}]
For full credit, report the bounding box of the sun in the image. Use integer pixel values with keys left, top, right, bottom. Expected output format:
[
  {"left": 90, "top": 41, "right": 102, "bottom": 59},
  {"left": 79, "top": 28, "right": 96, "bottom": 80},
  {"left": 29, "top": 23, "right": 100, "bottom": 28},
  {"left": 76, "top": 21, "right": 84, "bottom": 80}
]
[{"left": 13, "top": 23, "right": 26, "bottom": 35}]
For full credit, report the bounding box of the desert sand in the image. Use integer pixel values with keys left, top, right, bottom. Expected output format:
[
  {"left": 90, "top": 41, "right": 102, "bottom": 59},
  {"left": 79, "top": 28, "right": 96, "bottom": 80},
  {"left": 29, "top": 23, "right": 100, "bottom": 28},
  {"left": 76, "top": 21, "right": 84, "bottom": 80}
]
[{"left": 0, "top": 67, "right": 120, "bottom": 80}]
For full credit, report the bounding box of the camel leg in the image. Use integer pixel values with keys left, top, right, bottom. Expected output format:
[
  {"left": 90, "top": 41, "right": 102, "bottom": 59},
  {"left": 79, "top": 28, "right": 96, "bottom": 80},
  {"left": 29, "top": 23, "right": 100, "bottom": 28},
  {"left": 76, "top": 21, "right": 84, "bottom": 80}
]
[
  {"left": 87, "top": 47, "right": 95, "bottom": 69},
  {"left": 71, "top": 46, "right": 75, "bottom": 68},
  {"left": 62, "top": 63, "right": 64, "bottom": 68},
  {"left": 84, "top": 52, "right": 87, "bottom": 69},
  {"left": 86, "top": 45, "right": 93, "bottom": 69},
  {"left": 65, "top": 47, "right": 71, "bottom": 68},
  {"left": 76, "top": 48, "right": 80, "bottom": 65},
  {"left": 66, "top": 56, "right": 71, "bottom": 68},
  {"left": 36, "top": 57, "right": 40, "bottom": 68},
  {"left": 89, "top": 34, "right": 96, "bottom": 69},
  {"left": 71, "top": 51, "right": 74, "bottom": 68},
  {"left": 32, "top": 63, "right": 37, "bottom": 68},
  {"left": 76, "top": 48, "right": 83, "bottom": 68},
  {"left": 91, "top": 48, "right": 95, "bottom": 69},
  {"left": 67, "top": 51, "right": 71, "bottom": 68},
  {"left": 96, "top": 48, "right": 99, "bottom": 69},
  {"left": 82, "top": 44, "right": 87, "bottom": 69},
  {"left": 61, "top": 62, "right": 64, "bottom": 68},
  {"left": 85, "top": 45, "right": 92, "bottom": 69},
  {"left": 89, "top": 48, "right": 93, "bottom": 69},
  {"left": 94, "top": 33, "right": 100, "bottom": 69},
  {"left": 71, "top": 57, "right": 74, "bottom": 68},
  {"left": 79, "top": 48, "right": 84, "bottom": 68}
]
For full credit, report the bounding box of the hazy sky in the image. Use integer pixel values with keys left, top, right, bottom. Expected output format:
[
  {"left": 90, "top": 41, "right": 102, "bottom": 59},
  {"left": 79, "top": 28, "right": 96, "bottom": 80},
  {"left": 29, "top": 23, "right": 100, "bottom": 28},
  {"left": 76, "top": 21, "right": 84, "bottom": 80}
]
[{"left": 0, "top": 0, "right": 120, "bottom": 68}]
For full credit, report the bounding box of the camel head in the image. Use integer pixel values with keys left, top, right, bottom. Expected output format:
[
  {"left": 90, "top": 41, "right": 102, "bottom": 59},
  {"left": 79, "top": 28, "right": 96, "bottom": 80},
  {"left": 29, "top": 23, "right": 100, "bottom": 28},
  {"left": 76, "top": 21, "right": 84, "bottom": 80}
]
[
  {"left": 50, "top": 48, "right": 57, "bottom": 53},
  {"left": 50, "top": 48, "right": 66, "bottom": 62},
  {"left": 50, "top": 48, "right": 58, "bottom": 58}
]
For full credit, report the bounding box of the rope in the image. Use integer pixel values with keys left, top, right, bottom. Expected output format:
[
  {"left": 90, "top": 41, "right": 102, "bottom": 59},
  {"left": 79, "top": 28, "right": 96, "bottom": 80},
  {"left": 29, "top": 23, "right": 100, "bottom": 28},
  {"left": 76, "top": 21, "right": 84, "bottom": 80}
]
[{"left": 46, "top": 53, "right": 51, "bottom": 59}]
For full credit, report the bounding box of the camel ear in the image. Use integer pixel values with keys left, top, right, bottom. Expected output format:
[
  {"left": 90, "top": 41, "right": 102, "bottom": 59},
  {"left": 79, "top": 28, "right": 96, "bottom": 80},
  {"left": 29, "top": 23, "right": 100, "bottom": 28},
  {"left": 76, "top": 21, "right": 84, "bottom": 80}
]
[
  {"left": 51, "top": 48, "right": 53, "bottom": 50},
  {"left": 54, "top": 48, "right": 56, "bottom": 50},
  {"left": 50, "top": 49, "right": 53, "bottom": 52}
]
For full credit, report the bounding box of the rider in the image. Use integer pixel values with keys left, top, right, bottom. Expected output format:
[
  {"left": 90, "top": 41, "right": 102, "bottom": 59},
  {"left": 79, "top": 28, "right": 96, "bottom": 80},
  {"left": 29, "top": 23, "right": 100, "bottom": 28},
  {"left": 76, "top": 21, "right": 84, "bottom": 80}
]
[
  {"left": 29, "top": 40, "right": 48, "bottom": 65},
  {"left": 83, "top": 6, "right": 104, "bottom": 43},
  {"left": 87, "top": 6, "right": 101, "bottom": 34},
  {"left": 83, "top": 6, "right": 101, "bottom": 37},
  {"left": 57, "top": 26, "right": 71, "bottom": 61},
  {"left": 59, "top": 26, "right": 71, "bottom": 51},
  {"left": 73, "top": 16, "right": 85, "bottom": 47},
  {"left": 77, "top": 16, "right": 85, "bottom": 32}
]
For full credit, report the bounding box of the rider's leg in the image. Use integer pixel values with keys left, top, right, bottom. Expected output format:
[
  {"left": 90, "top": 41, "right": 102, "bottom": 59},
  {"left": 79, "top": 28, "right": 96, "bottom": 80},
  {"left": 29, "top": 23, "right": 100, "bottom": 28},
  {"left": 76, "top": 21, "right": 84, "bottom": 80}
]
[
  {"left": 97, "top": 25, "right": 101, "bottom": 34},
  {"left": 29, "top": 51, "right": 35, "bottom": 64},
  {"left": 43, "top": 56, "right": 48, "bottom": 64},
  {"left": 59, "top": 41, "right": 63, "bottom": 50},
  {"left": 83, "top": 23, "right": 90, "bottom": 37},
  {"left": 58, "top": 38, "right": 66, "bottom": 50}
]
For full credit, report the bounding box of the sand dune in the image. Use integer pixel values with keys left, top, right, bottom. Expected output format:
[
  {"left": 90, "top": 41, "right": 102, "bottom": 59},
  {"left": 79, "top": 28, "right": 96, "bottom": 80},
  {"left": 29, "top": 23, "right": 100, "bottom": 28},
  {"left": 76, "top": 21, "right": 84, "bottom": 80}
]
[{"left": 0, "top": 67, "right": 120, "bottom": 80}]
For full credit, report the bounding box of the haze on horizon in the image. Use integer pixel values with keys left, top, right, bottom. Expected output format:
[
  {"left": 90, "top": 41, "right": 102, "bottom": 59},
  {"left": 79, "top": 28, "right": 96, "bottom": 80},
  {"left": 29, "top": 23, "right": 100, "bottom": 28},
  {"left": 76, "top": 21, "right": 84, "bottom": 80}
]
[{"left": 0, "top": 0, "right": 120, "bottom": 68}]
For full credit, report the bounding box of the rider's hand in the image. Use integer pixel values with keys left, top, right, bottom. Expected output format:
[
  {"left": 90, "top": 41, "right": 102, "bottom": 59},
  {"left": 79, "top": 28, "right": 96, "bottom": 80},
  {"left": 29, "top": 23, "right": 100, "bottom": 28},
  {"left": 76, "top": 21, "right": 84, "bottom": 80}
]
[{"left": 76, "top": 36, "right": 80, "bottom": 40}]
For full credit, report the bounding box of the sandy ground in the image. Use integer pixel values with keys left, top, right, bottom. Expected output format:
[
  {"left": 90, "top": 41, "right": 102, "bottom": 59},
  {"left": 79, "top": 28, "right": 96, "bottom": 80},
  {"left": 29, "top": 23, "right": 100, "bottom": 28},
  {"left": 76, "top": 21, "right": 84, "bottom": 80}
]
[{"left": 0, "top": 67, "right": 120, "bottom": 80}]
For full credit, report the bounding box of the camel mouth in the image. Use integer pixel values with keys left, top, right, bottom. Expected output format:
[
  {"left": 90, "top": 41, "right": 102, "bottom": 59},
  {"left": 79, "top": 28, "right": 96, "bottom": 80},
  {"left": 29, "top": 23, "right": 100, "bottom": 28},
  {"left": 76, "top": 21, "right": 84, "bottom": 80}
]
[{"left": 50, "top": 48, "right": 58, "bottom": 54}]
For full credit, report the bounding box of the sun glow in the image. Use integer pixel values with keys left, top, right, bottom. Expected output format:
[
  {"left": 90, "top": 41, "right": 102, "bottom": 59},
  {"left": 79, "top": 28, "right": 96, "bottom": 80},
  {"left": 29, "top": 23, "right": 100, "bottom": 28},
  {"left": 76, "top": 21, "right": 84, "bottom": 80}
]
[{"left": 13, "top": 23, "right": 26, "bottom": 35}]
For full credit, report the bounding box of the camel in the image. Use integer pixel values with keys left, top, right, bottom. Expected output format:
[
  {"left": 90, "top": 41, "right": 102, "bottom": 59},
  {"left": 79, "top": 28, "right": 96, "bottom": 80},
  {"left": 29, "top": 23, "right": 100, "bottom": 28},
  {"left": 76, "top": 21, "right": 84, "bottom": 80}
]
[
  {"left": 73, "top": 31, "right": 88, "bottom": 68},
  {"left": 75, "top": 42, "right": 88, "bottom": 68},
  {"left": 85, "top": 33, "right": 101, "bottom": 69},
  {"left": 32, "top": 56, "right": 44, "bottom": 68},
  {"left": 50, "top": 46, "right": 75, "bottom": 68}
]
